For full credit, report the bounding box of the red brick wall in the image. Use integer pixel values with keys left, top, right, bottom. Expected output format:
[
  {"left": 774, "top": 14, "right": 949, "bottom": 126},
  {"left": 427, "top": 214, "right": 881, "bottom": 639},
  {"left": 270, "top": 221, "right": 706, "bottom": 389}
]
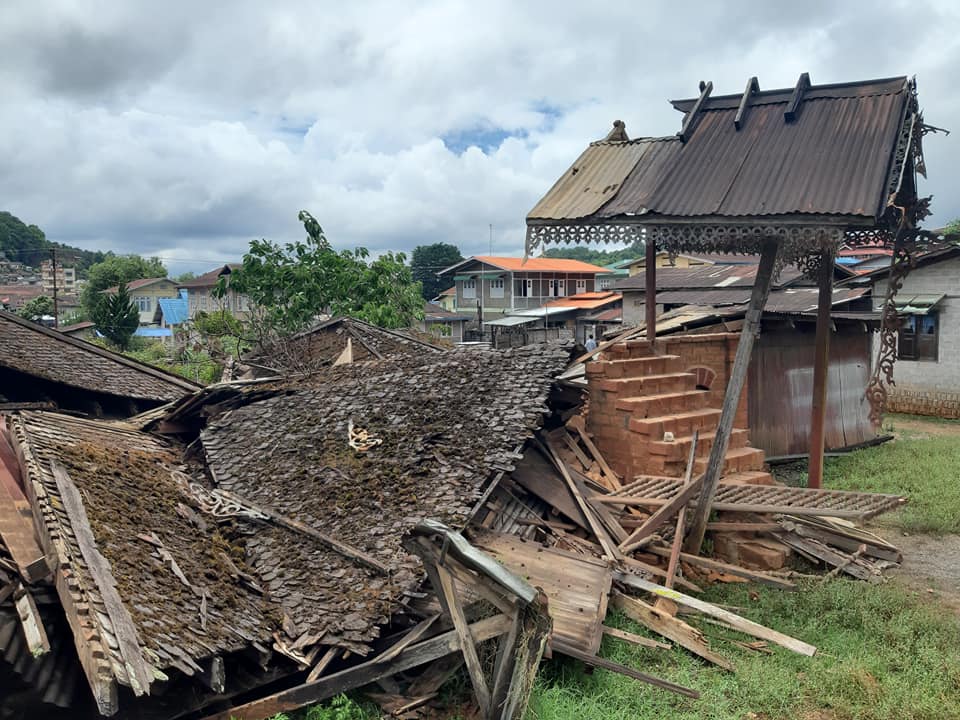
[{"left": 658, "top": 333, "right": 748, "bottom": 428}]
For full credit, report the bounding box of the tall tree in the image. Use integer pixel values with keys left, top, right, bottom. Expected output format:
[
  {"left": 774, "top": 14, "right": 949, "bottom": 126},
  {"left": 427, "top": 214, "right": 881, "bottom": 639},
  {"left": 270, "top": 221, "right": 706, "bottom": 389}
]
[
  {"left": 220, "top": 210, "right": 423, "bottom": 335},
  {"left": 17, "top": 295, "right": 55, "bottom": 322},
  {"left": 411, "top": 243, "right": 463, "bottom": 300},
  {"left": 92, "top": 283, "right": 140, "bottom": 350},
  {"left": 81, "top": 255, "right": 167, "bottom": 317}
]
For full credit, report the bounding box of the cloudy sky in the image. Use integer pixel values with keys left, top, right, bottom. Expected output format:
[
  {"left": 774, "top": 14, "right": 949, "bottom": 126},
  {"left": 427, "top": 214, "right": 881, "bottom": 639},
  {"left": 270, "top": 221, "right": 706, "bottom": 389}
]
[{"left": 2, "top": 0, "right": 958, "bottom": 275}]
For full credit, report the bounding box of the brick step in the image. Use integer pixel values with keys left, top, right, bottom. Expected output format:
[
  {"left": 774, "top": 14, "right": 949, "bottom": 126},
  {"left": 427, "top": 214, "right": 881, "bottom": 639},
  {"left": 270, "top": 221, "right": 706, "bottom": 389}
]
[
  {"left": 593, "top": 372, "right": 697, "bottom": 396},
  {"left": 719, "top": 470, "right": 777, "bottom": 486},
  {"left": 629, "top": 407, "right": 723, "bottom": 437},
  {"left": 647, "top": 428, "right": 750, "bottom": 461},
  {"left": 616, "top": 390, "right": 709, "bottom": 417},
  {"left": 604, "top": 339, "right": 656, "bottom": 360},
  {"left": 692, "top": 446, "right": 766, "bottom": 476},
  {"left": 585, "top": 354, "right": 685, "bottom": 379}
]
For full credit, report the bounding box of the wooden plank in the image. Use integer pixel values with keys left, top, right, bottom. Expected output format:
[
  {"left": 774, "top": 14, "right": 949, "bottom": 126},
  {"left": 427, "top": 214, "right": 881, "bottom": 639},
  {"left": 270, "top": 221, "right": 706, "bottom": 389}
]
[
  {"left": 568, "top": 468, "right": 629, "bottom": 544},
  {"left": 490, "top": 593, "right": 551, "bottom": 720},
  {"left": 216, "top": 489, "right": 390, "bottom": 575},
  {"left": 620, "top": 460, "right": 702, "bottom": 551},
  {"left": 664, "top": 432, "right": 698, "bottom": 591},
  {"left": 306, "top": 647, "right": 340, "bottom": 683},
  {"left": 645, "top": 545, "right": 796, "bottom": 590},
  {"left": 808, "top": 246, "right": 835, "bottom": 488},
  {"left": 14, "top": 585, "right": 50, "bottom": 657},
  {"left": 610, "top": 591, "right": 733, "bottom": 671},
  {"left": 51, "top": 461, "right": 155, "bottom": 697},
  {"left": 435, "top": 564, "right": 492, "bottom": 716},
  {"left": 375, "top": 615, "right": 440, "bottom": 665},
  {"left": 620, "top": 559, "right": 703, "bottom": 594},
  {"left": 602, "top": 625, "right": 671, "bottom": 650},
  {"left": 775, "top": 532, "right": 880, "bottom": 582},
  {"left": 511, "top": 451, "right": 589, "bottom": 530},
  {"left": 596, "top": 495, "right": 869, "bottom": 519},
  {"left": 567, "top": 415, "right": 621, "bottom": 487},
  {"left": 562, "top": 432, "right": 592, "bottom": 471},
  {"left": 685, "top": 238, "right": 779, "bottom": 553},
  {"left": 474, "top": 531, "right": 612, "bottom": 656},
  {"left": 541, "top": 437, "right": 621, "bottom": 561},
  {"left": 552, "top": 639, "right": 700, "bottom": 698},
  {"left": 784, "top": 72, "right": 811, "bottom": 122},
  {"left": 0, "top": 470, "right": 48, "bottom": 583},
  {"left": 201, "top": 614, "right": 513, "bottom": 720},
  {"left": 613, "top": 573, "right": 817, "bottom": 656},
  {"left": 734, "top": 76, "right": 759, "bottom": 130}
]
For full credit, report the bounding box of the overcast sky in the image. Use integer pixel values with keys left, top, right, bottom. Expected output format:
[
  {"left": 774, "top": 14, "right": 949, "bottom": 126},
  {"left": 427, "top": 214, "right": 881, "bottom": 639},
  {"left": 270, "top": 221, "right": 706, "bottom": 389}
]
[{"left": 2, "top": 1, "right": 958, "bottom": 275}]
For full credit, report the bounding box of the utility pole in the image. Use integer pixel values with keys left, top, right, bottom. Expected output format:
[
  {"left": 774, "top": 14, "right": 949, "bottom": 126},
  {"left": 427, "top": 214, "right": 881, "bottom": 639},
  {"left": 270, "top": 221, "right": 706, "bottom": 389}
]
[{"left": 49, "top": 248, "right": 59, "bottom": 328}]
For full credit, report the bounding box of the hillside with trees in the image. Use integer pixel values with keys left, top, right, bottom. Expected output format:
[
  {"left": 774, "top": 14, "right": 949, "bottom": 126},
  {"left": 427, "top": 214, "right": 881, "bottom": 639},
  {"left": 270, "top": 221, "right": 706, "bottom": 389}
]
[{"left": 0, "top": 211, "right": 107, "bottom": 275}]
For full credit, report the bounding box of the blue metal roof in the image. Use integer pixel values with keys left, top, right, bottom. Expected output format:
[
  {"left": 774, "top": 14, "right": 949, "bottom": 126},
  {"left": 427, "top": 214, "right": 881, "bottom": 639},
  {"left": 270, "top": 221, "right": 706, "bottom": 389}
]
[
  {"left": 157, "top": 295, "right": 189, "bottom": 325},
  {"left": 134, "top": 327, "right": 172, "bottom": 338}
]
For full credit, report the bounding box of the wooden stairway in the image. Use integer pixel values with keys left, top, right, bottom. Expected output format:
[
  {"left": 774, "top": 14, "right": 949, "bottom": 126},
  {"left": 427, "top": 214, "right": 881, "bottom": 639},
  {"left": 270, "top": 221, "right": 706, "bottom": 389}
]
[{"left": 585, "top": 339, "right": 772, "bottom": 485}]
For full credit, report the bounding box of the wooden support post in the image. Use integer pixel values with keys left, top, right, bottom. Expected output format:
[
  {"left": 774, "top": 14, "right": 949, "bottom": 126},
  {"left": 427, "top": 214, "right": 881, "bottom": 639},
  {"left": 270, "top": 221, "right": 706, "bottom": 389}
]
[
  {"left": 664, "top": 431, "right": 698, "bottom": 589},
  {"left": 684, "top": 239, "right": 779, "bottom": 553},
  {"left": 490, "top": 592, "right": 551, "bottom": 720},
  {"left": 645, "top": 235, "right": 657, "bottom": 343},
  {"left": 808, "top": 247, "right": 835, "bottom": 489}
]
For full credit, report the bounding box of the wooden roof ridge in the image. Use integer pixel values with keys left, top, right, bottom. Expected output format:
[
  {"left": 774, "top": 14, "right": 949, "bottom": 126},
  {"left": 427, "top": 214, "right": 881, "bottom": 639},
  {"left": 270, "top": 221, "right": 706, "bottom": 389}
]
[{"left": 0, "top": 310, "right": 200, "bottom": 394}]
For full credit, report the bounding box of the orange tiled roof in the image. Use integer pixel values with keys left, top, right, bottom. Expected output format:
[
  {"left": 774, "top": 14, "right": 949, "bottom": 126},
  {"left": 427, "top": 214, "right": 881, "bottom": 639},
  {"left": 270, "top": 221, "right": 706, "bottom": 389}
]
[
  {"left": 471, "top": 256, "right": 607, "bottom": 273},
  {"left": 543, "top": 291, "right": 622, "bottom": 310}
]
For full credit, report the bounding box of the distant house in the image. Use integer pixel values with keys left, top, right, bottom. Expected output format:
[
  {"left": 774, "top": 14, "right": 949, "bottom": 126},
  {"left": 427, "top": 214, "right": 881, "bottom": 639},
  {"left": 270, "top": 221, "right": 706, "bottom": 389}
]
[
  {"left": 614, "top": 251, "right": 716, "bottom": 277},
  {"left": 434, "top": 286, "right": 457, "bottom": 312},
  {"left": 154, "top": 290, "right": 190, "bottom": 336},
  {"left": 178, "top": 264, "right": 251, "bottom": 320},
  {"left": 102, "top": 277, "right": 180, "bottom": 325},
  {"left": 420, "top": 302, "right": 470, "bottom": 342},
  {"left": 437, "top": 256, "right": 607, "bottom": 321},
  {"left": 850, "top": 244, "right": 960, "bottom": 418},
  {"left": 57, "top": 320, "right": 97, "bottom": 341}
]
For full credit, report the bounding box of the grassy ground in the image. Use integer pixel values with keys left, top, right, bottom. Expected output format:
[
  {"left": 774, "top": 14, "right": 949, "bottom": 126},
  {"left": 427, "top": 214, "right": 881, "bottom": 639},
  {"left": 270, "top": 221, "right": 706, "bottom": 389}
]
[{"left": 288, "top": 414, "right": 960, "bottom": 720}]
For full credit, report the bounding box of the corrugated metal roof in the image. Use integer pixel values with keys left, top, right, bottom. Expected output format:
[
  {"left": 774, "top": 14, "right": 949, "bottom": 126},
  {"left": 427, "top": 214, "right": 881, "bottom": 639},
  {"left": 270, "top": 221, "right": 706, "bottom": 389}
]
[
  {"left": 526, "top": 140, "right": 662, "bottom": 221},
  {"left": 529, "top": 76, "right": 912, "bottom": 224},
  {"left": 651, "top": 286, "right": 869, "bottom": 312},
  {"left": 615, "top": 263, "right": 804, "bottom": 290},
  {"left": 157, "top": 295, "right": 189, "bottom": 325}
]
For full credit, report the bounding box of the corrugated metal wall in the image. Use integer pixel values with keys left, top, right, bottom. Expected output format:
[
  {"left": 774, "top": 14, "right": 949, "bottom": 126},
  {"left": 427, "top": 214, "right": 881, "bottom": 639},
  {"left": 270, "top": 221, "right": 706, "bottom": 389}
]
[{"left": 748, "top": 323, "right": 876, "bottom": 457}]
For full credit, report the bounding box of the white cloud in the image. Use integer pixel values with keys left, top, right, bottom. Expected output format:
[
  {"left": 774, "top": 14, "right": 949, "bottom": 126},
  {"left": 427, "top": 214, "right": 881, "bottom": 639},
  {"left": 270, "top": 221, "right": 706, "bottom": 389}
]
[{"left": 0, "top": 0, "right": 958, "bottom": 276}]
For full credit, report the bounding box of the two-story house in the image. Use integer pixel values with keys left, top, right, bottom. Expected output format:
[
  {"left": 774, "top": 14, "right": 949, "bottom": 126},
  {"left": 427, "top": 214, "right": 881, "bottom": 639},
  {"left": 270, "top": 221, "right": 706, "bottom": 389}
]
[
  {"left": 438, "top": 256, "right": 608, "bottom": 321},
  {"left": 178, "top": 264, "right": 251, "bottom": 320},
  {"left": 102, "top": 277, "right": 180, "bottom": 325}
]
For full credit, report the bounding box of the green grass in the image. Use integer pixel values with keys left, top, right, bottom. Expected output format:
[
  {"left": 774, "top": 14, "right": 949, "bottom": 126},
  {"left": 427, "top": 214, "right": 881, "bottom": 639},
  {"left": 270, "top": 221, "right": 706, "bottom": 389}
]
[
  {"left": 529, "top": 579, "right": 960, "bottom": 720},
  {"left": 820, "top": 416, "right": 960, "bottom": 535}
]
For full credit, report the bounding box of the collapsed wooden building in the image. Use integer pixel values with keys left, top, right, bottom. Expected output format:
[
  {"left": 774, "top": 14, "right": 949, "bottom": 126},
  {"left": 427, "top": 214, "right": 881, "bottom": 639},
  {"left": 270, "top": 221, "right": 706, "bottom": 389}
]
[{"left": 0, "top": 73, "right": 942, "bottom": 720}]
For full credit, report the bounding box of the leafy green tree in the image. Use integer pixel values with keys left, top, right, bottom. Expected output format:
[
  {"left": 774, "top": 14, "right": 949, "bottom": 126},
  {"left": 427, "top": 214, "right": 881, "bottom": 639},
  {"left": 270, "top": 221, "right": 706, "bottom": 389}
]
[
  {"left": 411, "top": 243, "right": 463, "bottom": 300},
  {"left": 17, "top": 295, "right": 55, "bottom": 322},
  {"left": 175, "top": 271, "right": 197, "bottom": 283},
  {"left": 92, "top": 282, "right": 140, "bottom": 350},
  {"left": 944, "top": 219, "right": 960, "bottom": 239},
  {"left": 221, "top": 211, "right": 423, "bottom": 335},
  {"left": 543, "top": 241, "right": 644, "bottom": 267},
  {"left": 0, "top": 211, "right": 105, "bottom": 274},
  {"left": 81, "top": 254, "right": 167, "bottom": 317}
]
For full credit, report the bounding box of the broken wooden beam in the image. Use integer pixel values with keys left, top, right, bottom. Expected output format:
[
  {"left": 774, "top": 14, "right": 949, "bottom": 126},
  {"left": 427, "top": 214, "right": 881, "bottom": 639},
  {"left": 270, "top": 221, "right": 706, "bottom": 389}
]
[
  {"left": 610, "top": 591, "right": 733, "bottom": 671},
  {"left": 601, "top": 625, "right": 671, "bottom": 650},
  {"left": 552, "top": 639, "right": 700, "bottom": 698},
  {"left": 613, "top": 573, "right": 816, "bottom": 656},
  {"left": 201, "top": 613, "right": 514, "bottom": 720},
  {"left": 13, "top": 584, "right": 50, "bottom": 657}
]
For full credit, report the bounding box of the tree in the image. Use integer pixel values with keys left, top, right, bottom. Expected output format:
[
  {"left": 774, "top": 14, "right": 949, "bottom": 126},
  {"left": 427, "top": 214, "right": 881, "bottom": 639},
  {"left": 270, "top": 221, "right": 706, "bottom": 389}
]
[
  {"left": 92, "top": 282, "right": 140, "bottom": 350},
  {"left": 944, "top": 219, "right": 960, "bottom": 239},
  {"left": 81, "top": 254, "right": 167, "bottom": 318},
  {"left": 220, "top": 211, "right": 424, "bottom": 336},
  {"left": 543, "top": 242, "right": 644, "bottom": 267},
  {"left": 17, "top": 295, "right": 55, "bottom": 322},
  {"left": 411, "top": 243, "right": 463, "bottom": 300},
  {"left": 175, "top": 271, "right": 197, "bottom": 283}
]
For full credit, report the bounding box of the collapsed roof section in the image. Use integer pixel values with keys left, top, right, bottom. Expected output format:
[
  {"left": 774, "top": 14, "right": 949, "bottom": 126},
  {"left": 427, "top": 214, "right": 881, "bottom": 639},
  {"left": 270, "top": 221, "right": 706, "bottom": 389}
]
[
  {"left": 0, "top": 311, "right": 199, "bottom": 413},
  {"left": 245, "top": 316, "right": 448, "bottom": 376},
  {"left": 9, "top": 411, "right": 276, "bottom": 715},
  {"left": 200, "top": 343, "right": 571, "bottom": 655}
]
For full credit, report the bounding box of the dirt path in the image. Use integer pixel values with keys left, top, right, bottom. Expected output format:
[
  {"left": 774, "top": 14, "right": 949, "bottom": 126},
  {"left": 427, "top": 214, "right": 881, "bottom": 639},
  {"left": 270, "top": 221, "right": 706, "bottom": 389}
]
[
  {"left": 880, "top": 530, "right": 960, "bottom": 613},
  {"left": 883, "top": 414, "right": 960, "bottom": 439}
]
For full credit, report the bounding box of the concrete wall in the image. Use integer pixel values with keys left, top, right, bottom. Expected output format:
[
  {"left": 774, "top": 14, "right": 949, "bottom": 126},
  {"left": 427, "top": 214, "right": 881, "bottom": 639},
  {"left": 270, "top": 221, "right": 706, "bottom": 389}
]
[{"left": 872, "top": 255, "right": 960, "bottom": 418}]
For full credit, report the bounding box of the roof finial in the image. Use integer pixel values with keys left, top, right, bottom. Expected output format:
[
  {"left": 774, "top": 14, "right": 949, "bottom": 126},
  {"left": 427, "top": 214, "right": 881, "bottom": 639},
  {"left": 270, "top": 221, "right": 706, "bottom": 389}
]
[{"left": 604, "top": 120, "right": 629, "bottom": 142}]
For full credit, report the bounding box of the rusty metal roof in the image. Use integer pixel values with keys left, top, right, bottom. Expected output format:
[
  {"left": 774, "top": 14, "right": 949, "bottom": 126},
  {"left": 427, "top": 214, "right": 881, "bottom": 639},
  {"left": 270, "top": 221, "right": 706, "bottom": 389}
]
[
  {"left": 529, "top": 76, "right": 913, "bottom": 224},
  {"left": 653, "top": 286, "right": 869, "bottom": 312},
  {"left": 527, "top": 140, "right": 666, "bottom": 221}
]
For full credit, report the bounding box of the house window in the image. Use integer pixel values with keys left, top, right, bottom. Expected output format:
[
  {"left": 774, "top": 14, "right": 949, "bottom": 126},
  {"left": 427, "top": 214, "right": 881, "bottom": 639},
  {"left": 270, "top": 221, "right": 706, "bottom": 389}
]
[
  {"left": 576, "top": 279, "right": 587, "bottom": 293},
  {"left": 898, "top": 313, "right": 939, "bottom": 362},
  {"left": 134, "top": 296, "right": 152, "bottom": 312},
  {"left": 597, "top": 277, "right": 613, "bottom": 290},
  {"left": 549, "top": 279, "right": 565, "bottom": 297},
  {"left": 515, "top": 278, "right": 533, "bottom": 297},
  {"left": 463, "top": 279, "right": 476, "bottom": 299},
  {"left": 489, "top": 278, "right": 505, "bottom": 298}
]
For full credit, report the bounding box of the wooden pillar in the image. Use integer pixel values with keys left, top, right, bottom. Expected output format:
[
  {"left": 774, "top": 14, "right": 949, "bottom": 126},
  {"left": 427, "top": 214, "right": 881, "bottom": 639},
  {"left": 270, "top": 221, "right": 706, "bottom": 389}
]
[
  {"left": 645, "top": 235, "right": 656, "bottom": 343},
  {"left": 684, "top": 238, "right": 779, "bottom": 553},
  {"left": 807, "top": 247, "right": 836, "bottom": 488}
]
